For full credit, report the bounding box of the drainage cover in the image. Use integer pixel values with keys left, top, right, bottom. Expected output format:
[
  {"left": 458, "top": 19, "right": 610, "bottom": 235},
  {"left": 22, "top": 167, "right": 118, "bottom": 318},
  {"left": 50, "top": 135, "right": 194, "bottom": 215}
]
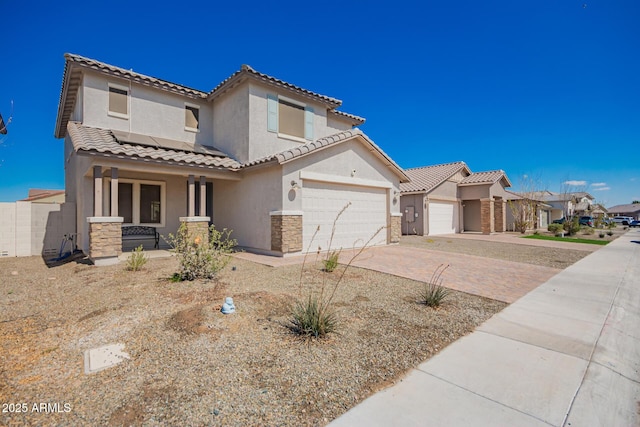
[{"left": 84, "top": 343, "right": 130, "bottom": 374}]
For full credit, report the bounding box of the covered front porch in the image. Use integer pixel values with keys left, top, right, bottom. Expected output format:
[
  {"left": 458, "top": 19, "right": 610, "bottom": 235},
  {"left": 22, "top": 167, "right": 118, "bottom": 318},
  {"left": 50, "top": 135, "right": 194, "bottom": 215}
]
[{"left": 83, "top": 161, "right": 239, "bottom": 265}]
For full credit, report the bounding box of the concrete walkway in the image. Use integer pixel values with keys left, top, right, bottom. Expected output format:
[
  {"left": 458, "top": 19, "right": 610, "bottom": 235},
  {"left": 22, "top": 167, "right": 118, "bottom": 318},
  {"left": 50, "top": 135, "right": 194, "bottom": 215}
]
[{"left": 329, "top": 229, "right": 640, "bottom": 427}]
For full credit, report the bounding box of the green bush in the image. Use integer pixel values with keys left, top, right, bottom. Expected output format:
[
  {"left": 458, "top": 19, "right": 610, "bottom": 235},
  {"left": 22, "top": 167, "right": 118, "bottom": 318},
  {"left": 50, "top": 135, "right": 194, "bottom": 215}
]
[
  {"left": 165, "top": 224, "right": 236, "bottom": 281},
  {"left": 323, "top": 250, "right": 340, "bottom": 272},
  {"left": 289, "top": 295, "right": 338, "bottom": 338},
  {"left": 599, "top": 232, "right": 605, "bottom": 238},
  {"left": 564, "top": 217, "right": 580, "bottom": 236},
  {"left": 419, "top": 264, "right": 451, "bottom": 308},
  {"left": 582, "top": 226, "right": 595, "bottom": 235},
  {"left": 607, "top": 230, "right": 613, "bottom": 236},
  {"left": 548, "top": 223, "right": 563, "bottom": 234},
  {"left": 125, "top": 245, "right": 148, "bottom": 271}
]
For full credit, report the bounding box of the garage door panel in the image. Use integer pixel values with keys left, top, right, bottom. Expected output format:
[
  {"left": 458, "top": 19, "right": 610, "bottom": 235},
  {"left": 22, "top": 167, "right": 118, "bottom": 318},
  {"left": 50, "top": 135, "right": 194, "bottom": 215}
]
[
  {"left": 428, "top": 202, "right": 458, "bottom": 235},
  {"left": 302, "top": 181, "right": 387, "bottom": 251}
]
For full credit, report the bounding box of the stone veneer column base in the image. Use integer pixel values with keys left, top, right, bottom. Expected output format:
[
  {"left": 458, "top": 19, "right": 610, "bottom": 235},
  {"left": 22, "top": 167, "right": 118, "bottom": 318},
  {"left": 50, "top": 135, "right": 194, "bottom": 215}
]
[
  {"left": 270, "top": 211, "right": 303, "bottom": 254},
  {"left": 179, "top": 217, "right": 211, "bottom": 245},
  {"left": 480, "top": 199, "right": 494, "bottom": 235},
  {"left": 390, "top": 213, "right": 402, "bottom": 243},
  {"left": 87, "top": 217, "right": 123, "bottom": 266}
]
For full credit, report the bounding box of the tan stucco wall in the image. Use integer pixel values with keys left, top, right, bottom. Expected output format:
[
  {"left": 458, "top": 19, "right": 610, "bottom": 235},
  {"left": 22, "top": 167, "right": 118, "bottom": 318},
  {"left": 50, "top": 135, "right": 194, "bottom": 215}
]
[
  {"left": 429, "top": 180, "right": 459, "bottom": 199},
  {"left": 281, "top": 138, "right": 402, "bottom": 216},
  {"left": 459, "top": 184, "right": 491, "bottom": 200},
  {"left": 81, "top": 71, "right": 214, "bottom": 146},
  {"left": 212, "top": 84, "right": 250, "bottom": 163},
  {"left": 213, "top": 166, "right": 282, "bottom": 252},
  {"left": 463, "top": 199, "right": 482, "bottom": 232},
  {"left": 400, "top": 193, "right": 424, "bottom": 235}
]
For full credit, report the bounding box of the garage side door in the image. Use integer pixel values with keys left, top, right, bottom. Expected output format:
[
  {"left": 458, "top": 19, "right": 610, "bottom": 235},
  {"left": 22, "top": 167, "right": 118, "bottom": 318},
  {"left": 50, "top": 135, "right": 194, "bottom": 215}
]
[
  {"left": 428, "top": 202, "right": 458, "bottom": 235},
  {"left": 302, "top": 181, "right": 388, "bottom": 252}
]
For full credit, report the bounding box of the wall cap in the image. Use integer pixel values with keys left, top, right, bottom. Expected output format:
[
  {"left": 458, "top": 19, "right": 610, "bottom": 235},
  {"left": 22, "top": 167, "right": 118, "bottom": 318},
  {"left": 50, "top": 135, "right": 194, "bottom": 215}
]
[
  {"left": 87, "top": 216, "right": 124, "bottom": 223},
  {"left": 270, "top": 210, "right": 304, "bottom": 216}
]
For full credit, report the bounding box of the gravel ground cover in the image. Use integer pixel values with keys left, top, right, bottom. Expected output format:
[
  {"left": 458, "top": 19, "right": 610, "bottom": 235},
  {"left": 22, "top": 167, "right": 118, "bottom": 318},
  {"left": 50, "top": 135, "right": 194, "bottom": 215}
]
[
  {"left": 400, "top": 235, "right": 594, "bottom": 269},
  {"left": 1, "top": 251, "right": 507, "bottom": 426}
]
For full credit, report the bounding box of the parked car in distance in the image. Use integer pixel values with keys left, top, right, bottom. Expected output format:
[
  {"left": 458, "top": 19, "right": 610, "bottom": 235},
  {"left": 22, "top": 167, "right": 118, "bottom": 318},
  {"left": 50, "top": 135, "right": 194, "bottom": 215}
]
[
  {"left": 579, "top": 216, "right": 594, "bottom": 227},
  {"left": 630, "top": 220, "right": 640, "bottom": 228},
  {"left": 612, "top": 216, "right": 633, "bottom": 225},
  {"left": 552, "top": 217, "right": 566, "bottom": 224}
]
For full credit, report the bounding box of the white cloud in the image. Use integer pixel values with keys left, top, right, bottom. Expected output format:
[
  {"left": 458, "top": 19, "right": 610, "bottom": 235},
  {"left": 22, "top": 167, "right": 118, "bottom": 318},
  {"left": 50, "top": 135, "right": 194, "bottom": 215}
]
[
  {"left": 591, "top": 182, "right": 607, "bottom": 187},
  {"left": 563, "top": 180, "right": 587, "bottom": 186},
  {"left": 593, "top": 187, "right": 610, "bottom": 191}
]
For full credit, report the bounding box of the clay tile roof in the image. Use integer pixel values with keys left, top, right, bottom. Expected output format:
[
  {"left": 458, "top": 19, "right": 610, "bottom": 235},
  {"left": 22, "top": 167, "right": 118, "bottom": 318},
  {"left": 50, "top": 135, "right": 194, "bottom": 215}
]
[
  {"left": 67, "top": 122, "right": 240, "bottom": 169},
  {"left": 607, "top": 203, "right": 640, "bottom": 213},
  {"left": 55, "top": 54, "right": 207, "bottom": 138},
  {"left": 20, "top": 189, "right": 65, "bottom": 202},
  {"left": 328, "top": 109, "right": 366, "bottom": 125},
  {"left": 208, "top": 64, "right": 342, "bottom": 108},
  {"left": 400, "top": 161, "right": 469, "bottom": 193},
  {"left": 241, "top": 129, "right": 408, "bottom": 181},
  {"left": 460, "top": 170, "right": 511, "bottom": 187}
]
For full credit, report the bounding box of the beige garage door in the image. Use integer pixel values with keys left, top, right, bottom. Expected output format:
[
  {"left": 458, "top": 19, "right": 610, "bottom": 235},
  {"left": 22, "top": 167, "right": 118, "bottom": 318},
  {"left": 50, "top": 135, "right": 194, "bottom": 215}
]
[
  {"left": 428, "top": 201, "right": 458, "bottom": 235},
  {"left": 302, "top": 181, "right": 388, "bottom": 252}
]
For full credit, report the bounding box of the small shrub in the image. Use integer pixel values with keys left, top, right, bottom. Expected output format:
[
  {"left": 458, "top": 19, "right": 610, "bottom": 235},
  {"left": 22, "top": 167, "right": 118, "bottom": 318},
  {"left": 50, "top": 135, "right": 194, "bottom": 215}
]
[
  {"left": 125, "top": 245, "right": 148, "bottom": 271},
  {"left": 533, "top": 229, "right": 540, "bottom": 235},
  {"left": 419, "top": 264, "right": 451, "bottom": 308},
  {"left": 599, "top": 232, "right": 605, "bottom": 238},
  {"left": 564, "top": 217, "right": 580, "bottom": 236},
  {"left": 607, "top": 230, "right": 613, "bottom": 236},
  {"left": 289, "top": 295, "right": 338, "bottom": 338},
  {"left": 323, "top": 250, "right": 340, "bottom": 272},
  {"left": 165, "top": 223, "right": 236, "bottom": 281},
  {"left": 548, "top": 223, "right": 563, "bottom": 234},
  {"left": 582, "top": 226, "right": 595, "bottom": 235}
]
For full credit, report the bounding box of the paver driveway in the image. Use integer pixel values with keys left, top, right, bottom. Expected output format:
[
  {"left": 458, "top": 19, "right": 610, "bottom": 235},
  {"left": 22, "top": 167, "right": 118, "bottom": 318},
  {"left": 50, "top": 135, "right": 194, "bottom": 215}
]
[{"left": 347, "top": 245, "right": 562, "bottom": 303}]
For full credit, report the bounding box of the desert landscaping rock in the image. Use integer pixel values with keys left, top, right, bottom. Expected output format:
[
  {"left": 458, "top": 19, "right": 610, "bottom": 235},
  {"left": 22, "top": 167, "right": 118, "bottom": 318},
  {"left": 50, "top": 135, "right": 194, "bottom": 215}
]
[{"left": 0, "top": 236, "right": 592, "bottom": 426}]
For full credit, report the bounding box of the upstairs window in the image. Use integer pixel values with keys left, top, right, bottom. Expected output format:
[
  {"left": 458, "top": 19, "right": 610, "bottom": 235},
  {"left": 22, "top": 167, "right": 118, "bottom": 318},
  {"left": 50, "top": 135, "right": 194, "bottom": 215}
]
[
  {"left": 108, "top": 84, "right": 129, "bottom": 118},
  {"left": 267, "top": 95, "right": 314, "bottom": 141},
  {"left": 185, "top": 104, "right": 199, "bottom": 131}
]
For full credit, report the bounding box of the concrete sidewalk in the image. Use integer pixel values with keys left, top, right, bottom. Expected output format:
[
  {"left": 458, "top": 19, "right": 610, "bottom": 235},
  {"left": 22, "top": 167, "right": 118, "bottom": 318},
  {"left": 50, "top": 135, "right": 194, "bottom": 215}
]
[{"left": 329, "top": 230, "right": 640, "bottom": 427}]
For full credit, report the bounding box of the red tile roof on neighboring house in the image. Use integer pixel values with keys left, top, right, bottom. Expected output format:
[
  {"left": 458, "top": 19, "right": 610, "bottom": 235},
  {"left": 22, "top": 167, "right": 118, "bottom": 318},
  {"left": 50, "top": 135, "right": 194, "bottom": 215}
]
[
  {"left": 460, "top": 170, "right": 512, "bottom": 187},
  {"left": 400, "top": 161, "right": 470, "bottom": 193},
  {"left": 20, "top": 189, "right": 65, "bottom": 202},
  {"left": 67, "top": 122, "right": 241, "bottom": 169}
]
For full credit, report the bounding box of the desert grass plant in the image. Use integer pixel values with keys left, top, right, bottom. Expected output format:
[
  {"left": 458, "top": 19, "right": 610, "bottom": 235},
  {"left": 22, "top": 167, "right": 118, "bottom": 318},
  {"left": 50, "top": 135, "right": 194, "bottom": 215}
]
[
  {"left": 125, "top": 245, "right": 148, "bottom": 271},
  {"left": 419, "top": 264, "right": 451, "bottom": 308},
  {"left": 289, "top": 202, "right": 384, "bottom": 338},
  {"left": 322, "top": 250, "right": 340, "bottom": 272},
  {"left": 164, "top": 223, "right": 236, "bottom": 281}
]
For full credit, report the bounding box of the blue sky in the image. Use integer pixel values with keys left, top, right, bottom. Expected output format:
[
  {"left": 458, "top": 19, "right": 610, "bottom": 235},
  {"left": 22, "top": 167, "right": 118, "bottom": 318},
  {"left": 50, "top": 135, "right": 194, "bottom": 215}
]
[{"left": 1, "top": 0, "right": 638, "bottom": 206}]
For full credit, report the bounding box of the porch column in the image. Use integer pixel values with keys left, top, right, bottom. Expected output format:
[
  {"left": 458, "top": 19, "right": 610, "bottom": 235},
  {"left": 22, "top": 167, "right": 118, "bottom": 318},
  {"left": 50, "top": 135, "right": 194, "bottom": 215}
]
[
  {"left": 93, "top": 166, "right": 103, "bottom": 216},
  {"left": 199, "top": 176, "right": 206, "bottom": 217},
  {"left": 87, "top": 217, "right": 123, "bottom": 266},
  {"left": 188, "top": 174, "right": 195, "bottom": 217},
  {"left": 270, "top": 211, "right": 303, "bottom": 254},
  {"left": 494, "top": 198, "right": 505, "bottom": 232},
  {"left": 110, "top": 167, "right": 118, "bottom": 217},
  {"left": 480, "top": 198, "right": 494, "bottom": 235}
]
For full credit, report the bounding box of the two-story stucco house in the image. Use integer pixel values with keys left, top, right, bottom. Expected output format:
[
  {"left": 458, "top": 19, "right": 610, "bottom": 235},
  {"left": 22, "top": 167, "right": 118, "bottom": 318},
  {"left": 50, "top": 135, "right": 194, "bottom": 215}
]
[{"left": 54, "top": 54, "right": 408, "bottom": 265}]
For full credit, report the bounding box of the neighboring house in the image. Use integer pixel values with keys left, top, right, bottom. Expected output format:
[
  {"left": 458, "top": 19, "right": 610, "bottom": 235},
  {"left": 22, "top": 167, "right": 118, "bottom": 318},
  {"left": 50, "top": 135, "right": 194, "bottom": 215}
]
[
  {"left": 504, "top": 191, "right": 552, "bottom": 231},
  {"left": 0, "top": 190, "right": 73, "bottom": 258},
  {"left": 607, "top": 203, "right": 640, "bottom": 220},
  {"left": 399, "top": 161, "right": 512, "bottom": 235},
  {"left": 54, "top": 54, "right": 408, "bottom": 265},
  {"left": 533, "top": 191, "right": 596, "bottom": 221},
  {"left": 20, "top": 189, "right": 65, "bottom": 204}
]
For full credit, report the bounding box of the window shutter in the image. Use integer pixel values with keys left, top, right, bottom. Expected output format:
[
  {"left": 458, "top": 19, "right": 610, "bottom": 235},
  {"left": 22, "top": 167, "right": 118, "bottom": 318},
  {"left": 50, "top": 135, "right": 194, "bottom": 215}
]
[
  {"left": 267, "top": 95, "right": 278, "bottom": 132},
  {"left": 304, "top": 106, "right": 314, "bottom": 140}
]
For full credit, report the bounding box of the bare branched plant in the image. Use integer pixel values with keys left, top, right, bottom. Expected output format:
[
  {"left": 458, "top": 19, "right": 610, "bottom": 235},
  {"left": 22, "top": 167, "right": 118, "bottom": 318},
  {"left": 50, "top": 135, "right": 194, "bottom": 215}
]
[{"left": 290, "top": 202, "right": 384, "bottom": 338}]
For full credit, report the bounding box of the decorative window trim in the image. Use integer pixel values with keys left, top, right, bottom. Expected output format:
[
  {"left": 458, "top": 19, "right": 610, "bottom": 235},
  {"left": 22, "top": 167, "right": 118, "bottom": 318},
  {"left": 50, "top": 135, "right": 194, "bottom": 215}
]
[
  {"left": 106, "top": 178, "right": 166, "bottom": 227},
  {"left": 267, "top": 94, "right": 314, "bottom": 141},
  {"left": 107, "top": 83, "right": 129, "bottom": 119},
  {"left": 184, "top": 102, "right": 200, "bottom": 133}
]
